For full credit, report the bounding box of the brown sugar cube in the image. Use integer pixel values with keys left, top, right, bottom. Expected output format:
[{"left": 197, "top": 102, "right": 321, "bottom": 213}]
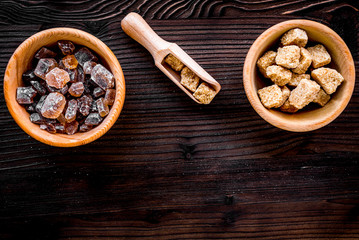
[
  {"left": 257, "top": 51, "right": 276, "bottom": 78},
  {"left": 180, "top": 67, "right": 200, "bottom": 92},
  {"left": 288, "top": 79, "right": 320, "bottom": 109},
  {"left": 275, "top": 45, "right": 300, "bottom": 69},
  {"left": 266, "top": 65, "right": 292, "bottom": 86},
  {"left": 288, "top": 73, "right": 310, "bottom": 87},
  {"left": 193, "top": 82, "right": 216, "bottom": 104},
  {"left": 307, "top": 44, "right": 331, "bottom": 68},
  {"left": 313, "top": 89, "right": 330, "bottom": 107},
  {"left": 257, "top": 84, "right": 283, "bottom": 108},
  {"left": 292, "top": 47, "right": 312, "bottom": 74},
  {"left": 280, "top": 28, "right": 308, "bottom": 47},
  {"left": 280, "top": 100, "right": 299, "bottom": 113},
  {"left": 164, "top": 54, "right": 184, "bottom": 71},
  {"left": 278, "top": 86, "right": 290, "bottom": 107},
  {"left": 311, "top": 67, "right": 344, "bottom": 94}
]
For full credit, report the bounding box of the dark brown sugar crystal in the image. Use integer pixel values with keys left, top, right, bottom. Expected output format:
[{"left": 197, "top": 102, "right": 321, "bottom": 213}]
[{"left": 16, "top": 41, "right": 116, "bottom": 134}]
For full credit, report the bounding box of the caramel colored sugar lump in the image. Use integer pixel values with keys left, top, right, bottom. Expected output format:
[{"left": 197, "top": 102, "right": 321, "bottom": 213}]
[
  {"left": 275, "top": 45, "right": 300, "bottom": 69},
  {"left": 193, "top": 82, "right": 216, "bottom": 104},
  {"left": 307, "top": 44, "right": 331, "bottom": 68},
  {"left": 278, "top": 86, "right": 290, "bottom": 107},
  {"left": 257, "top": 84, "right": 283, "bottom": 108},
  {"left": 288, "top": 73, "right": 310, "bottom": 87},
  {"left": 257, "top": 51, "right": 276, "bottom": 78},
  {"left": 288, "top": 79, "right": 320, "bottom": 109},
  {"left": 180, "top": 67, "right": 199, "bottom": 92},
  {"left": 164, "top": 54, "right": 184, "bottom": 71},
  {"left": 281, "top": 28, "right": 308, "bottom": 47},
  {"left": 313, "top": 89, "right": 330, "bottom": 107},
  {"left": 311, "top": 67, "right": 344, "bottom": 94},
  {"left": 266, "top": 65, "right": 292, "bottom": 86},
  {"left": 280, "top": 100, "right": 299, "bottom": 113},
  {"left": 293, "top": 47, "right": 312, "bottom": 74}
]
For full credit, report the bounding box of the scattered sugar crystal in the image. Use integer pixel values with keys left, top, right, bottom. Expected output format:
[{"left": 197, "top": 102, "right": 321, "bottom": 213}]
[
  {"left": 16, "top": 87, "right": 37, "bottom": 104},
  {"left": 74, "top": 47, "right": 98, "bottom": 67},
  {"left": 83, "top": 61, "right": 97, "bottom": 75},
  {"left": 65, "top": 99, "right": 78, "bottom": 123},
  {"left": 104, "top": 89, "right": 116, "bottom": 105},
  {"left": 34, "top": 58, "right": 58, "bottom": 80},
  {"left": 58, "top": 40, "right": 75, "bottom": 55},
  {"left": 41, "top": 92, "right": 66, "bottom": 119},
  {"left": 62, "top": 55, "right": 78, "bottom": 70},
  {"left": 91, "top": 64, "right": 115, "bottom": 90},
  {"left": 96, "top": 97, "right": 109, "bottom": 117},
  {"left": 45, "top": 67, "right": 70, "bottom": 89},
  {"left": 68, "top": 82, "right": 84, "bottom": 97}
]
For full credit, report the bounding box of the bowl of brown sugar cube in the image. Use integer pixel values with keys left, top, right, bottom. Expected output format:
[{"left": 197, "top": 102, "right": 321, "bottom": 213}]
[
  {"left": 243, "top": 20, "right": 355, "bottom": 132},
  {"left": 4, "top": 28, "right": 125, "bottom": 147}
]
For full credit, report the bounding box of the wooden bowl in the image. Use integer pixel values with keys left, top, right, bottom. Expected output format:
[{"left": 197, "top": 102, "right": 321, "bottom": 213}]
[
  {"left": 243, "top": 20, "right": 355, "bottom": 132},
  {"left": 4, "top": 28, "right": 126, "bottom": 147}
]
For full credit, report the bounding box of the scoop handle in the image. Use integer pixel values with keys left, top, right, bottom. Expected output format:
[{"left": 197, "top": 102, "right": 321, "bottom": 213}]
[{"left": 121, "top": 12, "right": 171, "bottom": 56}]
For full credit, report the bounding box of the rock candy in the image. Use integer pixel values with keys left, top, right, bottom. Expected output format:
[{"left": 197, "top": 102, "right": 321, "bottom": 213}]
[
  {"left": 65, "top": 120, "right": 79, "bottom": 135},
  {"left": 40, "top": 123, "right": 56, "bottom": 134},
  {"left": 22, "top": 70, "right": 37, "bottom": 82},
  {"left": 34, "top": 58, "right": 58, "bottom": 80},
  {"left": 16, "top": 87, "right": 37, "bottom": 104},
  {"left": 62, "top": 55, "right": 78, "bottom": 70},
  {"left": 68, "top": 82, "right": 84, "bottom": 97},
  {"left": 58, "top": 40, "right": 75, "bottom": 55},
  {"left": 77, "top": 94, "right": 92, "bottom": 116},
  {"left": 65, "top": 99, "right": 78, "bottom": 123},
  {"left": 30, "top": 113, "right": 47, "bottom": 124},
  {"left": 96, "top": 97, "right": 109, "bottom": 117},
  {"left": 83, "top": 61, "right": 97, "bottom": 75},
  {"left": 74, "top": 47, "right": 98, "bottom": 67},
  {"left": 45, "top": 67, "right": 70, "bottom": 89},
  {"left": 84, "top": 113, "right": 102, "bottom": 126},
  {"left": 35, "top": 47, "right": 57, "bottom": 59},
  {"left": 93, "top": 87, "right": 105, "bottom": 98},
  {"left": 41, "top": 92, "right": 66, "bottom": 119},
  {"left": 104, "top": 89, "right": 116, "bottom": 105},
  {"left": 90, "top": 64, "right": 114, "bottom": 90},
  {"left": 54, "top": 123, "right": 66, "bottom": 134},
  {"left": 35, "top": 95, "right": 47, "bottom": 113},
  {"left": 79, "top": 124, "right": 92, "bottom": 132},
  {"left": 30, "top": 80, "right": 47, "bottom": 96}
]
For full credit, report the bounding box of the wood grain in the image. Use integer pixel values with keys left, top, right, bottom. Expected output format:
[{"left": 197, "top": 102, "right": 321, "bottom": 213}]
[{"left": 0, "top": 0, "right": 359, "bottom": 239}]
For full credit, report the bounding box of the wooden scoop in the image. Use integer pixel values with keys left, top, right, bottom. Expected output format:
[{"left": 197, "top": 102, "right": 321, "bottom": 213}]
[{"left": 121, "top": 12, "right": 221, "bottom": 104}]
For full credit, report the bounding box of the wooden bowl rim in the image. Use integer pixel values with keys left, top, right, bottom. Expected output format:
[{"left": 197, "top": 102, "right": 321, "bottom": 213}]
[
  {"left": 243, "top": 19, "right": 355, "bottom": 132},
  {"left": 3, "top": 27, "right": 126, "bottom": 147}
]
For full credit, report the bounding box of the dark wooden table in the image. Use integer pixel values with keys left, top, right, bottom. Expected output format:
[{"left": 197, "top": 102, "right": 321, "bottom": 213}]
[{"left": 1, "top": 1, "right": 359, "bottom": 239}]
